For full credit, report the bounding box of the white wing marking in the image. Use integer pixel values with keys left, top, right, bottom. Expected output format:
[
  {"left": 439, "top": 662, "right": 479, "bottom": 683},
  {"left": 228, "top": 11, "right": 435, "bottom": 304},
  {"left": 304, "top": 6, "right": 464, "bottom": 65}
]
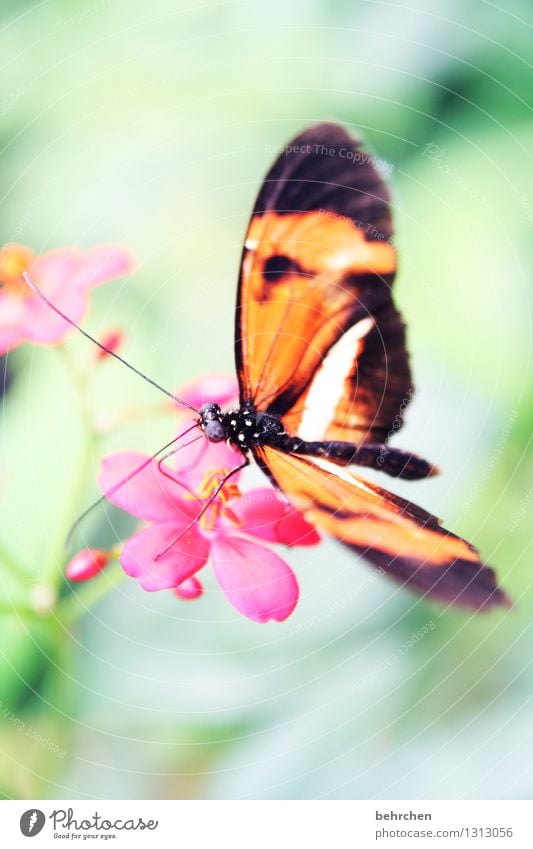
[
  {"left": 297, "top": 316, "right": 374, "bottom": 441},
  {"left": 307, "top": 455, "right": 377, "bottom": 495}
]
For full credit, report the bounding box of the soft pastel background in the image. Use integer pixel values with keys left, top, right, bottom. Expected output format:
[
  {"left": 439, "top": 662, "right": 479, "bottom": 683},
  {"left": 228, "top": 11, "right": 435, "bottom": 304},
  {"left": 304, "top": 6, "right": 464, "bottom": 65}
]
[{"left": 0, "top": 0, "right": 531, "bottom": 800}]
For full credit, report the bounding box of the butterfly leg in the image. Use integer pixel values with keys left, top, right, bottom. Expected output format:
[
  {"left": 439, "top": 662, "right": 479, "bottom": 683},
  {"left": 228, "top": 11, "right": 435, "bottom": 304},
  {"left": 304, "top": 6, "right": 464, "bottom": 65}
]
[{"left": 279, "top": 437, "right": 438, "bottom": 480}]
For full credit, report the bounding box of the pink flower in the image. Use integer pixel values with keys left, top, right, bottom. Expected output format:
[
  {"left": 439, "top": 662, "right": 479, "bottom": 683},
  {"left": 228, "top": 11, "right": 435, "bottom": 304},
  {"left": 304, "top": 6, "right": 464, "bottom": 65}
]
[
  {"left": 97, "top": 377, "right": 320, "bottom": 623},
  {"left": 0, "top": 243, "right": 134, "bottom": 355},
  {"left": 175, "top": 373, "right": 240, "bottom": 413}
]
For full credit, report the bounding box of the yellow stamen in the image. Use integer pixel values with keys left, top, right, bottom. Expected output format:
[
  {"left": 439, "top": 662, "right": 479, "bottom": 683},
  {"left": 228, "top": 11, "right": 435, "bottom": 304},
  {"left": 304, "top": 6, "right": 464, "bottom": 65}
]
[
  {"left": 0, "top": 244, "right": 35, "bottom": 299},
  {"left": 182, "top": 467, "right": 245, "bottom": 531},
  {"left": 223, "top": 505, "right": 244, "bottom": 527}
]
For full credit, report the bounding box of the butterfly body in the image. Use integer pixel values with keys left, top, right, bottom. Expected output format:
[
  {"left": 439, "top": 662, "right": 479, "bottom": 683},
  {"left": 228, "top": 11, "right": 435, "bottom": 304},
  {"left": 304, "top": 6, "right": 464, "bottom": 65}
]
[
  {"left": 198, "top": 402, "right": 285, "bottom": 448},
  {"left": 199, "top": 402, "right": 436, "bottom": 481}
]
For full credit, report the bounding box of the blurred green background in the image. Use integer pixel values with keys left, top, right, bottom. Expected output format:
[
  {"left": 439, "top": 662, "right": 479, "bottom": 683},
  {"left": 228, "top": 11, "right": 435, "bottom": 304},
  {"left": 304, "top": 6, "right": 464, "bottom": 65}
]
[{"left": 0, "top": 0, "right": 532, "bottom": 800}]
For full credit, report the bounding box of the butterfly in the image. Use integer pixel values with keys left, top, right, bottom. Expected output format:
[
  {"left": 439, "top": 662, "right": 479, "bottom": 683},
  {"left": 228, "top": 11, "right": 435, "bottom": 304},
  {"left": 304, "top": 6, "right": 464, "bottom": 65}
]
[
  {"left": 27, "top": 122, "right": 509, "bottom": 610},
  {"left": 196, "top": 122, "right": 508, "bottom": 611}
]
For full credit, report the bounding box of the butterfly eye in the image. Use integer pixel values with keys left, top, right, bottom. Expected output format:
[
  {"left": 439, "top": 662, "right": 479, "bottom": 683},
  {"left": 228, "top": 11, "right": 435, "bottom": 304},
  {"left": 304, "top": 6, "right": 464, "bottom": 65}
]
[
  {"left": 199, "top": 403, "right": 226, "bottom": 442},
  {"left": 203, "top": 420, "right": 226, "bottom": 443}
]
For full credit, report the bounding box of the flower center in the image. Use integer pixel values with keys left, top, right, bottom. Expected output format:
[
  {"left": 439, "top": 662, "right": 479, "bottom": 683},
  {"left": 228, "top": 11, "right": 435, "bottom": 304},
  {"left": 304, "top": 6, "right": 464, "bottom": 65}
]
[
  {"left": 192, "top": 468, "right": 243, "bottom": 531},
  {"left": 0, "top": 244, "right": 35, "bottom": 299}
]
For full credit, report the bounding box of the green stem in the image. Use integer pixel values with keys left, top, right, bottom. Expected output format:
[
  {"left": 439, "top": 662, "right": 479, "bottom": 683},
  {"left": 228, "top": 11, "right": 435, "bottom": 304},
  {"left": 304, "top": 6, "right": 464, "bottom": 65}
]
[
  {"left": 0, "top": 538, "right": 29, "bottom": 586},
  {"left": 40, "top": 347, "right": 97, "bottom": 587},
  {"left": 37, "top": 348, "right": 128, "bottom": 622},
  {"left": 57, "top": 561, "right": 125, "bottom": 627}
]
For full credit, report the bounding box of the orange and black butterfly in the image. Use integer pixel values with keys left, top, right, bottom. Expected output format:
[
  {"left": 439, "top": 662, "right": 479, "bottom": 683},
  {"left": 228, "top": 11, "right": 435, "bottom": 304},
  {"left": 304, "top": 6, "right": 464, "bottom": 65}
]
[
  {"left": 198, "top": 122, "right": 508, "bottom": 611},
  {"left": 30, "top": 122, "right": 509, "bottom": 610}
]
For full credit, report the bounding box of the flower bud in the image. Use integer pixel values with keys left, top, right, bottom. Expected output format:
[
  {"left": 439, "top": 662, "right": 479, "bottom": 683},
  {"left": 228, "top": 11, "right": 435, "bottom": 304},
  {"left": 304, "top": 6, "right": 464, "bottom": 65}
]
[
  {"left": 96, "top": 328, "right": 124, "bottom": 360},
  {"left": 173, "top": 576, "right": 203, "bottom": 600},
  {"left": 66, "top": 548, "right": 110, "bottom": 582}
]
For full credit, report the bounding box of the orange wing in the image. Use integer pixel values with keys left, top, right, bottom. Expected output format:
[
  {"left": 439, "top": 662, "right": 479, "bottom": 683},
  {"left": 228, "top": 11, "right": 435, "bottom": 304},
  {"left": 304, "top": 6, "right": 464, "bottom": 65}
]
[
  {"left": 253, "top": 445, "right": 509, "bottom": 610},
  {"left": 235, "top": 123, "right": 412, "bottom": 444}
]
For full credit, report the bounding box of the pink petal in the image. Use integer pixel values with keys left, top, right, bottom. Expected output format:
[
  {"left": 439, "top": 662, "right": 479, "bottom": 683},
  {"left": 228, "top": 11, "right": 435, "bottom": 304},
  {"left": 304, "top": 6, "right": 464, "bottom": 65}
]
[
  {"left": 174, "top": 575, "right": 203, "bottom": 600},
  {"left": 121, "top": 522, "right": 209, "bottom": 591},
  {"left": 0, "top": 321, "right": 25, "bottom": 355},
  {"left": 34, "top": 244, "right": 135, "bottom": 294},
  {"left": 0, "top": 329, "right": 22, "bottom": 355},
  {"left": 24, "top": 282, "right": 89, "bottom": 343},
  {"left": 98, "top": 452, "right": 197, "bottom": 524},
  {"left": 0, "top": 289, "right": 29, "bottom": 325},
  {"left": 174, "top": 433, "right": 244, "bottom": 491},
  {"left": 177, "top": 373, "right": 238, "bottom": 412},
  {"left": 228, "top": 488, "right": 320, "bottom": 547},
  {"left": 210, "top": 535, "right": 299, "bottom": 623},
  {"left": 76, "top": 244, "right": 135, "bottom": 289},
  {"left": 27, "top": 244, "right": 134, "bottom": 344},
  {"left": 0, "top": 292, "right": 37, "bottom": 354}
]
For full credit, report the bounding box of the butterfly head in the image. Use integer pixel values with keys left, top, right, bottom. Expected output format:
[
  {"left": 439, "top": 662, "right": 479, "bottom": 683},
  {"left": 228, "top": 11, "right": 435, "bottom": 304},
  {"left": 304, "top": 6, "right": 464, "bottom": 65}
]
[{"left": 198, "top": 403, "right": 227, "bottom": 443}]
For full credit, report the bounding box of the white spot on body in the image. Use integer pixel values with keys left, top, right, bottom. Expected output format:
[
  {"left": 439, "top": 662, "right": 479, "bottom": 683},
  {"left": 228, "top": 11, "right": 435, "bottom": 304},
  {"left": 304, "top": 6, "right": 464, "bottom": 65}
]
[{"left": 297, "top": 317, "right": 375, "bottom": 442}]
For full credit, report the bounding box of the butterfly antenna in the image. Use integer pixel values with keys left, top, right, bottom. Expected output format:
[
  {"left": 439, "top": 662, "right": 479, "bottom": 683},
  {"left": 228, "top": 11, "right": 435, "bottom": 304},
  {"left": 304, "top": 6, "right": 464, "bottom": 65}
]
[
  {"left": 23, "top": 271, "right": 199, "bottom": 413},
  {"left": 66, "top": 423, "right": 201, "bottom": 548}
]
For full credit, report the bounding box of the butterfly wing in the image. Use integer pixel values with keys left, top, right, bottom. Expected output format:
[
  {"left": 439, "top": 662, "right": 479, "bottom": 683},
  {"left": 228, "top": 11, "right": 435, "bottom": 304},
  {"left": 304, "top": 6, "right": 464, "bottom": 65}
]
[
  {"left": 235, "top": 122, "right": 411, "bottom": 444},
  {"left": 253, "top": 445, "right": 509, "bottom": 610}
]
